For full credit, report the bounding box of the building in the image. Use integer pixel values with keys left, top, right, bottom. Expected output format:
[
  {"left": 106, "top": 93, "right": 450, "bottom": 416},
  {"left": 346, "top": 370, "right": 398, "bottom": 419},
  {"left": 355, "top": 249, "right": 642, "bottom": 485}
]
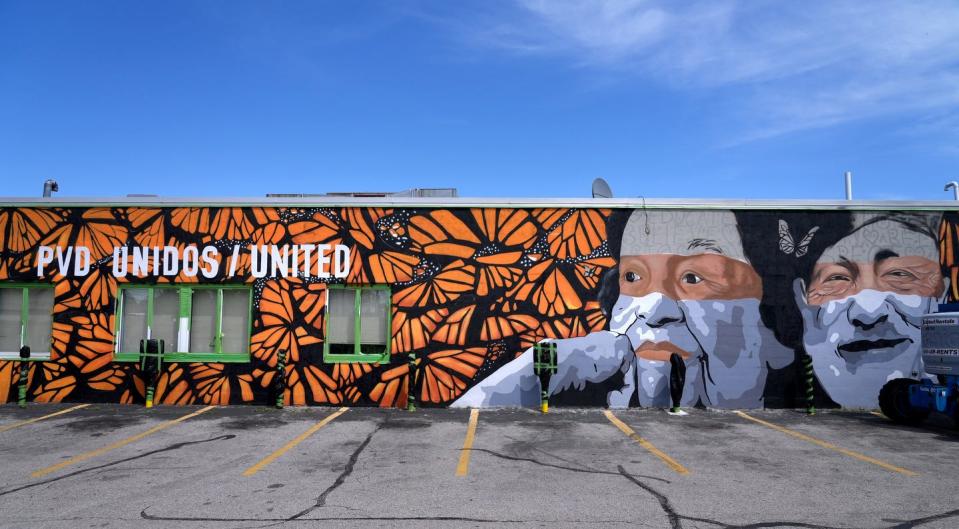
[{"left": 1, "top": 195, "right": 956, "bottom": 409}]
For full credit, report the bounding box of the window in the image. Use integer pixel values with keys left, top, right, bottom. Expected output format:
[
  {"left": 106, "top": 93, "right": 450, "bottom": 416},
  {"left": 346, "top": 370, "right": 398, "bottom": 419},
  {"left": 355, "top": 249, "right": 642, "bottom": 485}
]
[
  {"left": 0, "top": 284, "right": 54, "bottom": 360},
  {"left": 324, "top": 285, "right": 391, "bottom": 363},
  {"left": 115, "top": 285, "right": 251, "bottom": 363}
]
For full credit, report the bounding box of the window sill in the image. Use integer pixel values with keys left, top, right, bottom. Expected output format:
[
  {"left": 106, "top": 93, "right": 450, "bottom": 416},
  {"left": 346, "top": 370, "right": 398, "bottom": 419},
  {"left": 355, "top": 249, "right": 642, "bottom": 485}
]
[
  {"left": 323, "top": 353, "right": 390, "bottom": 364},
  {"left": 0, "top": 352, "right": 52, "bottom": 362},
  {"left": 113, "top": 352, "right": 251, "bottom": 363}
]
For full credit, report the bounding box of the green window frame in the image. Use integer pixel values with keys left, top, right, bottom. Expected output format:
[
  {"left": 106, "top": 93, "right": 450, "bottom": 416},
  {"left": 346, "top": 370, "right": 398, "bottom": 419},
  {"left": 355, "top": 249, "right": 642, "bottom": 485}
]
[
  {"left": 323, "top": 284, "right": 392, "bottom": 363},
  {"left": 0, "top": 283, "right": 54, "bottom": 361},
  {"left": 114, "top": 284, "right": 252, "bottom": 363}
]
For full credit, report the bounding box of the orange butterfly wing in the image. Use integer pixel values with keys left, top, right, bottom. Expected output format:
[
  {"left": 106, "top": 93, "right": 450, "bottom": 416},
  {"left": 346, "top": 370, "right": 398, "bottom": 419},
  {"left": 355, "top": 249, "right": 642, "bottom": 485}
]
[
  {"left": 368, "top": 364, "right": 409, "bottom": 408},
  {"left": 393, "top": 260, "right": 475, "bottom": 308},
  {"left": 0, "top": 208, "right": 62, "bottom": 252},
  {"left": 407, "top": 210, "right": 480, "bottom": 257},
  {"left": 432, "top": 304, "right": 475, "bottom": 346},
  {"left": 419, "top": 347, "right": 486, "bottom": 404},
  {"left": 392, "top": 308, "right": 447, "bottom": 353},
  {"left": 547, "top": 209, "right": 607, "bottom": 259}
]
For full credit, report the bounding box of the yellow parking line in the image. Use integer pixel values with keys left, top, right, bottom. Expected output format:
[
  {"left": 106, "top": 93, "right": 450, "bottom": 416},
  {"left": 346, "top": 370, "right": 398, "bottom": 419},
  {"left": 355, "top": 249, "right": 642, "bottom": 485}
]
[
  {"left": 455, "top": 409, "right": 479, "bottom": 477},
  {"left": 243, "top": 407, "right": 348, "bottom": 477},
  {"left": 870, "top": 411, "right": 884, "bottom": 418},
  {"left": 0, "top": 404, "right": 90, "bottom": 434},
  {"left": 603, "top": 410, "right": 689, "bottom": 475},
  {"left": 32, "top": 406, "right": 215, "bottom": 478},
  {"left": 735, "top": 411, "right": 917, "bottom": 477}
]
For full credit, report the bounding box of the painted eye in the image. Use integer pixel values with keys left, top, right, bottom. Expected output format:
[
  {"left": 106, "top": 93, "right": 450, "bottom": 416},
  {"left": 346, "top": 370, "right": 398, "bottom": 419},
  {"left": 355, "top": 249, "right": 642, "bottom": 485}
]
[
  {"left": 886, "top": 269, "right": 917, "bottom": 280},
  {"left": 682, "top": 273, "right": 703, "bottom": 285},
  {"left": 624, "top": 271, "right": 639, "bottom": 282}
]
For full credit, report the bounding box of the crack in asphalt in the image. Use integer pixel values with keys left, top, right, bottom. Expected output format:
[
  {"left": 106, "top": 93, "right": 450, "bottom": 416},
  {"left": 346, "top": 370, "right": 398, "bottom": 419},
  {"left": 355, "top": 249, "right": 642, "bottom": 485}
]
[
  {"left": 42, "top": 421, "right": 935, "bottom": 529},
  {"left": 0, "top": 435, "right": 236, "bottom": 498},
  {"left": 617, "top": 465, "right": 683, "bottom": 529},
  {"left": 140, "top": 511, "right": 532, "bottom": 523},
  {"left": 612, "top": 464, "right": 959, "bottom": 529},
  {"left": 886, "top": 508, "right": 959, "bottom": 529},
  {"left": 286, "top": 423, "right": 380, "bottom": 521},
  {"left": 469, "top": 447, "right": 671, "bottom": 483}
]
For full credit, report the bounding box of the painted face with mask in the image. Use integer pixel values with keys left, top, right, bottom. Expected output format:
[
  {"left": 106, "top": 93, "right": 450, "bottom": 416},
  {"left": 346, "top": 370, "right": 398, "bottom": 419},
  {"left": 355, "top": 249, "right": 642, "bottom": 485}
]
[
  {"left": 610, "top": 210, "right": 792, "bottom": 408},
  {"left": 796, "top": 213, "right": 945, "bottom": 409}
]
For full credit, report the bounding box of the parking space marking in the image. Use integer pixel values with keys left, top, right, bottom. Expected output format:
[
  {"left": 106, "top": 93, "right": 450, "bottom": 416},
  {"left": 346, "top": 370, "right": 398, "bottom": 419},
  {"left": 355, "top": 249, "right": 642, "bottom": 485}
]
[
  {"left": 0, "top": 404, "right": 90, "bottom": 434},
  {"left": 455, "top": 409, "right": 479, "bottom": 477},
  {"left": 242, "top": 407, "right": 348, "bottom": 477},
  {"left": 603, "top": 410, "right": 689, "bottom": 475},
  {"left": 32, "top": 406, "right": 215, "bottom": 478},
  {"left": 734, "top": 411, "right": 918, "bottom": 477}
]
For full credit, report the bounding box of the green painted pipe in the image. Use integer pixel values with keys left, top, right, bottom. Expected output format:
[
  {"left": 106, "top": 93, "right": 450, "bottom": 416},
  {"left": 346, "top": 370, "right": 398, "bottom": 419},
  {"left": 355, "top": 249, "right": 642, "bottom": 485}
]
[
  {"left": 275, "top": 349, "right": 287, "bottom": 409},
  {"left": 407, "top": 351, "right": 416, "bottom": 412},
  {"left": 18, "top": 362, "right": 29, "bottom": 408},
  {"left": 803, "top": 353, "right": 816, "bottom": 415},
  {"left": 18, "top": 346, "right": 30, "bottom": 408}
]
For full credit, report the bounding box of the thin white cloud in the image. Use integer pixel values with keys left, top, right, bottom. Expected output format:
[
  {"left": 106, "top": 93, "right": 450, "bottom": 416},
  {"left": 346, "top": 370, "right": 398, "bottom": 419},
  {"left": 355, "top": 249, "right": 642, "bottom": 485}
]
[{"left": 439, "top": 0, "right": 959, "bottom": 143}]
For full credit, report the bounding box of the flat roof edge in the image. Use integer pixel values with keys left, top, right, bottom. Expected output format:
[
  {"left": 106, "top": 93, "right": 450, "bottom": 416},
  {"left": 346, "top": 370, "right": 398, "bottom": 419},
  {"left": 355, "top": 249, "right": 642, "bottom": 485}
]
[{"left": 1, "top": 196, "right": 958, "bottom": 210}]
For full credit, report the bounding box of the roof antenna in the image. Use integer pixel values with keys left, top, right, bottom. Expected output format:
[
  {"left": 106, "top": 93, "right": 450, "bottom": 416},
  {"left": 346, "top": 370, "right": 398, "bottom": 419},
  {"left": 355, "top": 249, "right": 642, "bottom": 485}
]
[{"left": 591, "top": 178, "right": 613, "bottom": 198}]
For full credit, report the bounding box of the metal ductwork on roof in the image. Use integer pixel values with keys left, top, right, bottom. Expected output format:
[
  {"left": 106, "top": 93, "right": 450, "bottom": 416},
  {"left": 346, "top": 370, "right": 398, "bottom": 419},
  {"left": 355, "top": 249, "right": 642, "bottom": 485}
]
[{"left": 267, "top": 188, "right": 458, "bottom": 198}]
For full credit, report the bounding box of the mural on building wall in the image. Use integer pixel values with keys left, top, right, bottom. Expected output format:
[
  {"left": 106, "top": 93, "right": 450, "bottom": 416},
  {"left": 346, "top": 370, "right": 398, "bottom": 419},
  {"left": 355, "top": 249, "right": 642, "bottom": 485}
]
[
  {"left": 797, "top": 212, "right": 946, "bottom": 409},
  {"left": 456, "top": 209, "right": 954, "bottom": 409},
  {"left": 0, "top": 205, "right": 955, "bottom": 408},
  {"left": 455, "top": 210, "right": 794, "bottom": 408},
  {"left": 0, "top": 206, "right": 612, "bottom": 407}
]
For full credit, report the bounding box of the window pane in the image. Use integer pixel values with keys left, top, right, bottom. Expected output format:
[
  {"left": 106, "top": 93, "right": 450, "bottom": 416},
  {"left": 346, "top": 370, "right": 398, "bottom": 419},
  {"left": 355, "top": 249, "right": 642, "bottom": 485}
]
[
  {"left": 221, "top": 290, "right": 250, "bottom": 353},
  {"left": 120, "top": 289, "right": 149, "bottom": 353},
  {"left": 26, "top": 288, "right": 54, "bottom": 354},
  {"left": 327, "top": 289, "right": 356, "bottom": 345},
  {"left": 153, "top": 289, "right": 179, "bottom": 354},
  {"left": 190, "top": 290, "right": 217, "bottom": 353},
  {"left": 0, "top": 289, "right": 22, "bottom": 352},
  {"left": 359, "top": 289, "right": 388, "bottom": 345}
]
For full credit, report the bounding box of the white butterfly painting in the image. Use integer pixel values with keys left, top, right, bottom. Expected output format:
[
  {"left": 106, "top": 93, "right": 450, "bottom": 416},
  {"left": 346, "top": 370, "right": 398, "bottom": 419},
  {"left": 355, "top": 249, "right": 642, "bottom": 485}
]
[{"left": 778, "top": 219, "right": 819, "bottom": 257}]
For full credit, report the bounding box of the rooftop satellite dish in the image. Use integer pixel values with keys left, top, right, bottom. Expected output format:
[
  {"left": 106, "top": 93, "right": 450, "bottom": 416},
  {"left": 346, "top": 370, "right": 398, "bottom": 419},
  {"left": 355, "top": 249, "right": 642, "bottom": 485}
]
[{"left": 591, "top": 178, "right": 613, "bottom": 199}]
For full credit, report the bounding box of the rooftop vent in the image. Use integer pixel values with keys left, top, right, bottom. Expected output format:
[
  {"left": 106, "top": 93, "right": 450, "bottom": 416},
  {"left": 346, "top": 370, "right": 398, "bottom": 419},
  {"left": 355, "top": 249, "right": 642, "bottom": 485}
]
[{"left": 267, "top": 188, "right": 458, "bottom": 198}]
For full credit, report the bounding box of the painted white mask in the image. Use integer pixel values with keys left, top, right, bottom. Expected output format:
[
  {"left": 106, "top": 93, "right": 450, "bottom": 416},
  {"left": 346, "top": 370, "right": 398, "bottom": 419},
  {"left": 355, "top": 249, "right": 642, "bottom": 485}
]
[
  {"left": 610, "top": 293, "right": 791, "bottom": 408},
  {"left": 797, "top": 284, "right": 937, "bottom": 408}
]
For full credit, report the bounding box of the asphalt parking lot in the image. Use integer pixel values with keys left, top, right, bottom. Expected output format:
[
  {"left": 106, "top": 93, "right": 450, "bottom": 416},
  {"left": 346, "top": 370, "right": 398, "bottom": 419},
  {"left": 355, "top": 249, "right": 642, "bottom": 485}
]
[{"left": 0, "top": 403, "right": 957, "bottom": 529}]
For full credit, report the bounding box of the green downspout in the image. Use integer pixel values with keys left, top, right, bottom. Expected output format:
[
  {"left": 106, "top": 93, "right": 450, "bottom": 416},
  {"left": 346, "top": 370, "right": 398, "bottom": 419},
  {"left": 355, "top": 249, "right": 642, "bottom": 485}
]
[{"left": 18, "top": 289, "right": 29, "bottom": 408}]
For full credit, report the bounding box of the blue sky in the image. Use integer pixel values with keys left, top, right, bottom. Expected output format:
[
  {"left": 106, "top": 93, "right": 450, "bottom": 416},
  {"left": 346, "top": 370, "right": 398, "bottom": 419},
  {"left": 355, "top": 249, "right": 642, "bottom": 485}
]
[{"left": 2, "top": 0, "right": 958, "bottom": 200}]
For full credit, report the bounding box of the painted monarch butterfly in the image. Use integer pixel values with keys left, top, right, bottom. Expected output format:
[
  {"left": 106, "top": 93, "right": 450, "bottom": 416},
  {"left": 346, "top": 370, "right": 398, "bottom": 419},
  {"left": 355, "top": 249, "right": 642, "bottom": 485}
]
[
  {"left": 250, "top": 279, "right": 322, "bottom": 365},
  {"left": 286, "top": 364, "right": 343, "bottom": 406},
  {"left": 508, "top": 259, "right": 583, "bottom": 317},
  {"left": 341, "top": 208, "right": 392, "bottom": 250},
  {"left": 31, "top": 360, "right": 76, "bottom": 403},
  {"left": 126, "top": 208, "right": 167, "bottom": 249},
  {"left": 0, "top": 208, "right": 63, "bottom": 253},
  {"left": 41, "top": 209, "right": 128, "bottom": 261},
  {"left": 392, "top": 307, "right": 446, "bottom": 353},
  {"left": 70, "top": 312, "right": 115, "bottom": 375},
  {"left": 547, "top": 209, "right": 608, "bottom": 260},
  {"left": 432, "top": 304, "right": 475, "bottom": 346},
  {"left": 393, "top": 259, "right": 475, "bottom": 308},
  {"left": 417, "top": 347, "right": 487, "bottom": 404}
]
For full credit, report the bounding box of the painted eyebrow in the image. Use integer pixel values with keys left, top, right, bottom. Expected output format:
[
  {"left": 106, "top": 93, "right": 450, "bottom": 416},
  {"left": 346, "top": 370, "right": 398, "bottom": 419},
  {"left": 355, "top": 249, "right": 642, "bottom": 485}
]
[
  {"left": 874, "top": 249, "right": 900, "bottom": 263},
  {"left": 687, "top": 238, "right": 724, "bottom": 254},
  {"left": 810, "top": 257, "right": 859, "bottom": 286},
  {"left": 836, "top": 257, "right": 860, "bottom": 281}
]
